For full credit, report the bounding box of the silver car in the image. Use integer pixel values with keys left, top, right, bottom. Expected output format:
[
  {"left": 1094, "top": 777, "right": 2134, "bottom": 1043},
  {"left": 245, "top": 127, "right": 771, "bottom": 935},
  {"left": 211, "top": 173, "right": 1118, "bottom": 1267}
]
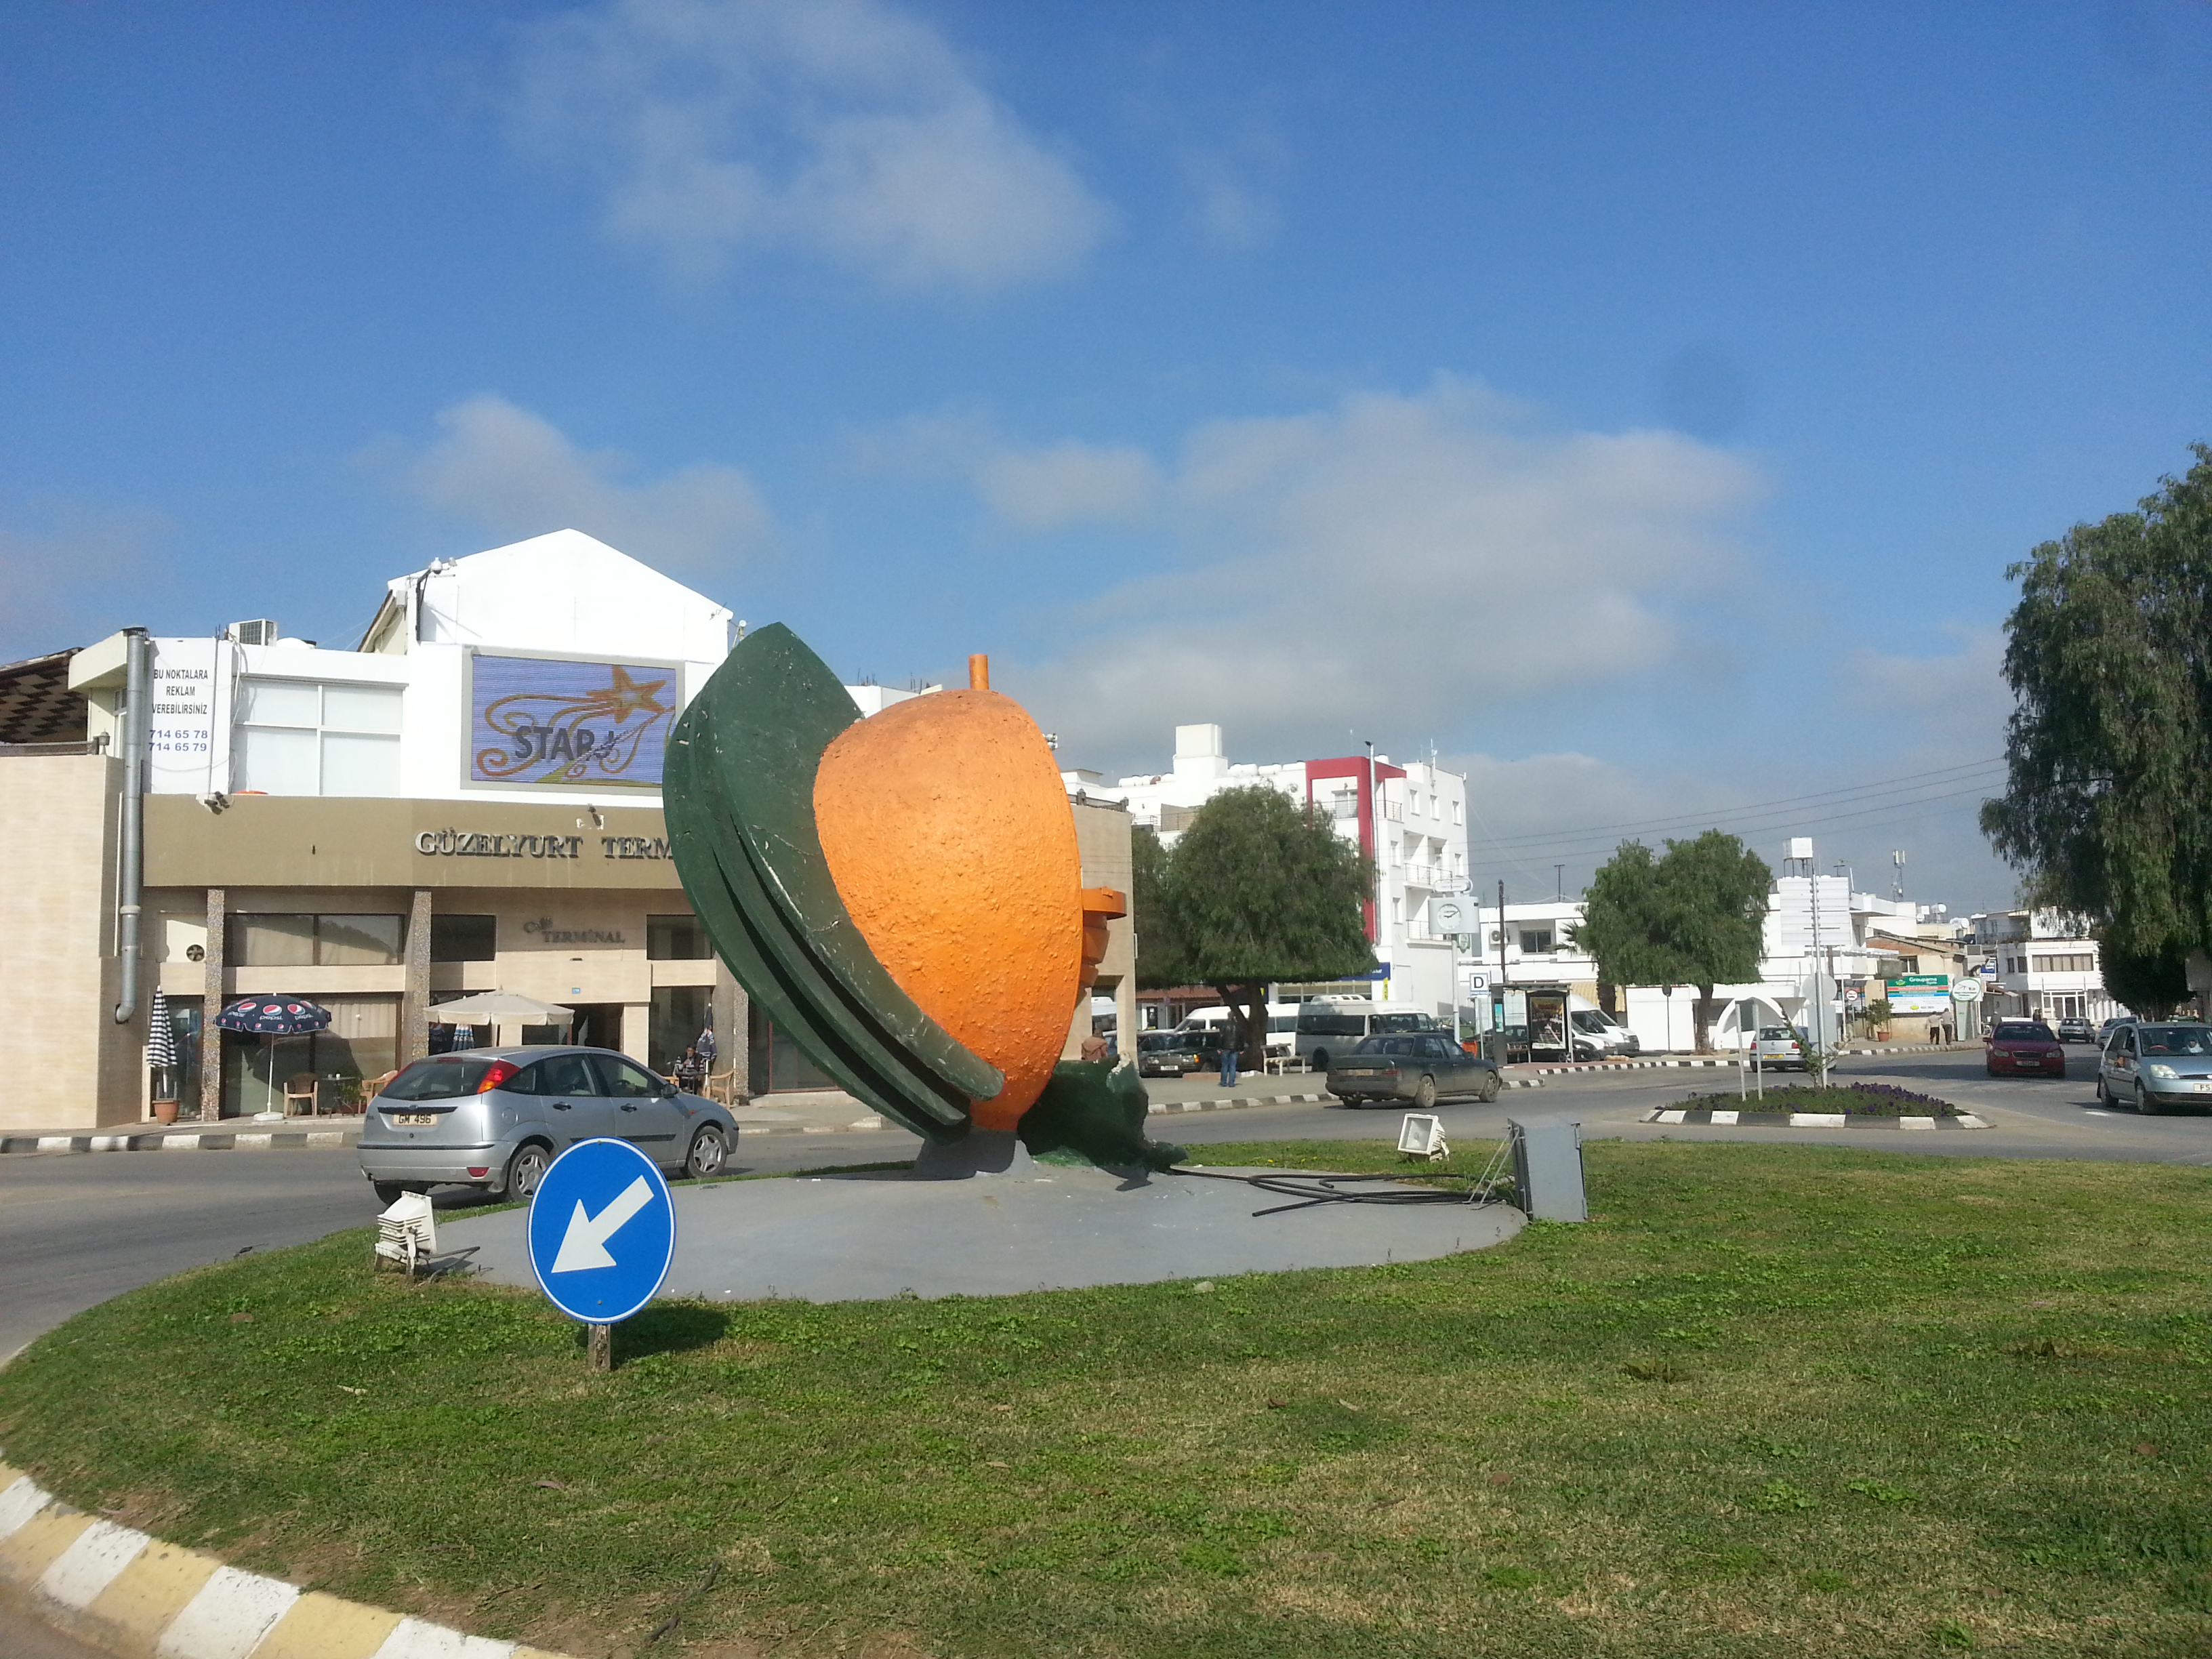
[
  {"left": 2095, "top": 1021, "right": 2212, "bottom": 1113},
  {"left": 357, "top": 1046, "right": 739, "bottom": 1204},
  {"left": 1326, "top": 1033, "right": 1502, "bottom": 1107}
]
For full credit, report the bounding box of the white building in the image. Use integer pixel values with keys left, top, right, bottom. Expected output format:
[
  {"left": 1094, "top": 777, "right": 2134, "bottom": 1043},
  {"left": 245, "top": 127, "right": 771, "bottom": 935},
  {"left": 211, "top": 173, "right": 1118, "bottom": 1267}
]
[
  {"left": 1969, "top": 911, "right": 2115, "bottom": 1025},
  {"left": 1067, "top": 723, "right": 1469, "bottom": 1018}
]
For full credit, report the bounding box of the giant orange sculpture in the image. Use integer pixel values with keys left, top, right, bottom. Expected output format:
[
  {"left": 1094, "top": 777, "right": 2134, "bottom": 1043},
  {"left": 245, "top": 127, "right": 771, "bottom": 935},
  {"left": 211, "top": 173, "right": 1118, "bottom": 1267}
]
[{"left": 663, "top": 626, "right": 1170, "bottom": 1166}]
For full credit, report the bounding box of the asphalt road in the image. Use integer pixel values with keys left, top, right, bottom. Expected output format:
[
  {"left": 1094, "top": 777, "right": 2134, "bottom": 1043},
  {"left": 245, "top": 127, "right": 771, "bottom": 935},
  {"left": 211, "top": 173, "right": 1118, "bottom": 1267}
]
[{"left": 1, "top": 1044, "right": 2204, "bottom": 1659}]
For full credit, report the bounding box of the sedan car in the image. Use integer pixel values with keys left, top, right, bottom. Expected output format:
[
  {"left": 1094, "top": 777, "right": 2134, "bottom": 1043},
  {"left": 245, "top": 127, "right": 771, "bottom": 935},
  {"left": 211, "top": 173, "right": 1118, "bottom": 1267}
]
[
  {"left": 358, "top": 1046, "right": 739, "bottom": 1204},
  {"left": 1750, "top": 1026, "right": 1807, "bottom": 1071},
  {"left": 1134, "top": 1029, "right": 1195, "bottom": 1078},
  {"left": 1985, "top": 1019, "right": 2067, "bottom": 1078},
  {"left": 1326, "top": 1032, "right": 1502, "bottom": 1107},
  {"left": 2096, "top": 1021, "right": 2212, "bottom": 1113},
  {"left": 2055, "top": 1016, "right": 2095, "bottom": 1043}
]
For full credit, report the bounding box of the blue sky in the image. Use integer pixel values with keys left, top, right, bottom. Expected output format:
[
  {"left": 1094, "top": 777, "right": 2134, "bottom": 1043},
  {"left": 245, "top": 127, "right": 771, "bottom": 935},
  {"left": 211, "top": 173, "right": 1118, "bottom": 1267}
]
[{"left": 5, "top": 1, "right": 2209, "bottom": 912}]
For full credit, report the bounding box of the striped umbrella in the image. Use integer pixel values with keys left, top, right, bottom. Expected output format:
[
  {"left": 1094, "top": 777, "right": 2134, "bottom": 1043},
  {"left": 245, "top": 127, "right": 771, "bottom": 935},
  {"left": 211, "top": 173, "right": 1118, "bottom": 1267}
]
[{"left": 147, "top": 989, "right": 178, "bottom": 1067}]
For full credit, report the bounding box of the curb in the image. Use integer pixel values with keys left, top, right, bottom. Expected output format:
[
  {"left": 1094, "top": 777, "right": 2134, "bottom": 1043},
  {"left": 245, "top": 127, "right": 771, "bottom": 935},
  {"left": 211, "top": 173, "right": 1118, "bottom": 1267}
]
[
  {"left": 1146, "top": 1078, "right": 1546, "bottom": 1118},
  {"left": 1639, "top": 1107, "right": 1993, "bottom": 1130},
  {"left": 1513, "top": 1041, "right": 1980, "bottom": 1080},
  {"left": 0, "top": 1128, "right": 361, "bottom": 1156},
  {"left": 0, "top": 1460, "right": 575, "bottom": 1659}
]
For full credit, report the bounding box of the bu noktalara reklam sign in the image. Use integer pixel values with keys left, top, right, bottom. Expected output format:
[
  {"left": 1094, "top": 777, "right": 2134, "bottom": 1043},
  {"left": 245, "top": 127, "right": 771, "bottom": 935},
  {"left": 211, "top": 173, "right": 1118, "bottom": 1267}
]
[
  {"left": 1886, "top": 974, "right": 1952, "bottom": 1016},
  {"left": 470, "top": 654, "right": 675, "bottom": 789}
]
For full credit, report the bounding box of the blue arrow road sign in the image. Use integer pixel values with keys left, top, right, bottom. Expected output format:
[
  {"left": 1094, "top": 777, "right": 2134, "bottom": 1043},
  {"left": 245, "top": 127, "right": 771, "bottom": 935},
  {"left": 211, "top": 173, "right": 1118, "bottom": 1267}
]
[{"left": 527, "top": 1138, "right": 675, "bottom": 1324}]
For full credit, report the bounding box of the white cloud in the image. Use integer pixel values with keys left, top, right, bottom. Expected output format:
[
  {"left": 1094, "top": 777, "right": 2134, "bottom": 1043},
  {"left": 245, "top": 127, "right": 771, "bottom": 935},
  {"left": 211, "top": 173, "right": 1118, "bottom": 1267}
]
[
  {"left": 848, "top": 411, "right": 1158, "bottom": 531},
  {"left": 509, "top": 0, "right": 1113, "bottom": 288},
  {"left": 975, "top": 441, "right": 1158, "bottom": 531},
  {"left": 394, "top": 394, "right": 774, "bottom": 569},
  {"left": 1007, "top": 376, "right": 1764, "bottom": 762},
  {"left": 1177, "top": 128, "right": 1286, "bottom": 251}
]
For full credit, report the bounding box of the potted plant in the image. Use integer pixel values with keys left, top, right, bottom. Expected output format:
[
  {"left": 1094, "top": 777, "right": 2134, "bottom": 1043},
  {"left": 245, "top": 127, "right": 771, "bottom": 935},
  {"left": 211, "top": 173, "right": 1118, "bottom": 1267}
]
[{"left": 150, "top": 1094, "right": 180, "bottom": 1125}]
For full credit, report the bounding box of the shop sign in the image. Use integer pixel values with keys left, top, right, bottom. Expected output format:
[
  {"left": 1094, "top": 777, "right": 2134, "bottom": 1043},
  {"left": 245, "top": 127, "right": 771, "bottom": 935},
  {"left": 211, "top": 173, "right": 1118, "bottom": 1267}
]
[
  {"left": 469, "top": 655, "right": 675, "bottom": 790},
  {"left": 413, "top": 830, "right": 676, "bottom": 861},
  {"left": 1886, "top": 974, "right": 1951, "bottom": 1016},
  {"left": 522, "top": 916, "right": 627, "bottom": 945},
  {"left": 148, "top": 637, "right": 221, "bottom": 795}
]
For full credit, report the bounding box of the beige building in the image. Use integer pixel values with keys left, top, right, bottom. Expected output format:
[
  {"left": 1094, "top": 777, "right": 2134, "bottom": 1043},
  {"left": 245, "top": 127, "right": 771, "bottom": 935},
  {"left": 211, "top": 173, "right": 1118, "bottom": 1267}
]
[{"left": 0, "top": 535, "right": 1133, "bottom": 1132}]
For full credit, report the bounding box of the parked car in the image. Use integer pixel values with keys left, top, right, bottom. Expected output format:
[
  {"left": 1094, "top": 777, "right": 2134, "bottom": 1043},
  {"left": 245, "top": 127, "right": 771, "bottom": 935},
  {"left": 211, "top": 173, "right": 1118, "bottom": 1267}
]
[
  {"left": 1985, "top": 1019, "right": 2066, "bottom": 1079},
  {"left": 1750, "top": 1026, "right": 1807, "bottom": 1071},
  {"left": 1326, "top": 1032, "right": 1502, "bottom": 1108},
  {"left": 357, "top": 1046, "right": 739, "bottom": 1204},
  {"left": 1134, "top": 1029, "right": 1195, "bottom": 1078},
  {"left": 2097, "top": 1015, "right": 2134, "bottom": 1043},
  {"left": 2095, "top": 1021, "right": 2212, "bottom": 1113},
  {"left": 1294, "top": 1002, "right": 1445, "bottom": 1072},
  {"left": 2055, "top": 1016, "right": 2095, "bottom": 1043}
]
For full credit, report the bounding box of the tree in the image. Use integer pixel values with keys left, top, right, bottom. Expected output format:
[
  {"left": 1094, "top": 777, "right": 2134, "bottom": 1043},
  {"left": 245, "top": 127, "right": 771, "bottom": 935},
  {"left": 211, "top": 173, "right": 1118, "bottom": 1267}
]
[
  {"left": 1153, "top": 786, "right": 1375, "bottom": 1069},
  {"left": 2100, "top": 939, "right": 2190, "bottom": 1021},
  {"left": 1574, "top": 832, "right": 1771, "bottom": 1052},
  {"left": 1129, "top": 825, "right": 1191, "bottom": 991},
  {"left": 1982, "top": 445, "right": 2212, "bottom": 994}
]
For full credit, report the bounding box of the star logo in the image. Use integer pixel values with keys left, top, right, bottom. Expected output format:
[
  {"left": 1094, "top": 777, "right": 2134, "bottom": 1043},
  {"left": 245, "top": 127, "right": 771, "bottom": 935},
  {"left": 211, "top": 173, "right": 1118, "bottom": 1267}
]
[{"left": 600, "top": 665, "right": 671, "bottom": 723}]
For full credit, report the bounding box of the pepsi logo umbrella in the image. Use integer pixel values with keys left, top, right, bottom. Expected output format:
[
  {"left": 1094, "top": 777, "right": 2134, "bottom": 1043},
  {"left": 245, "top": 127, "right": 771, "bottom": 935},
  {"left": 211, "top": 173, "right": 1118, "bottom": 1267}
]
[{"left": 214, "top": 996, "right": 332, "bottom": 1035}]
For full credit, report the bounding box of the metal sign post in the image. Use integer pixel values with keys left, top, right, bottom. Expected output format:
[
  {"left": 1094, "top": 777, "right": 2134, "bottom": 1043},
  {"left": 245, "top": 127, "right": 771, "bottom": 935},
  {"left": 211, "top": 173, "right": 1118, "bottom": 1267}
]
[{"left": 527, "top": 1138, "right": 676, "bottom": 1373}]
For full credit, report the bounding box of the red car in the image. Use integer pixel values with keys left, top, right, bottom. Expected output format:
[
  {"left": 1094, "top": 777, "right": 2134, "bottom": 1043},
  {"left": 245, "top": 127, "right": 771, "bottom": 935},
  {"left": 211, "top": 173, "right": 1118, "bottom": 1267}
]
[{"left": 1986, "top": 1019, "right": 2066, "bottom": 1078}]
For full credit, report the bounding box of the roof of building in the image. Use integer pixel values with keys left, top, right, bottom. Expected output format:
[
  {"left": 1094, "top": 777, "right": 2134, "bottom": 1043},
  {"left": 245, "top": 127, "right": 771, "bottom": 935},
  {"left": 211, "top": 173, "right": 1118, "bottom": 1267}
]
[{"left": 0, "top": 648, "right": 87, "bottom": 744}]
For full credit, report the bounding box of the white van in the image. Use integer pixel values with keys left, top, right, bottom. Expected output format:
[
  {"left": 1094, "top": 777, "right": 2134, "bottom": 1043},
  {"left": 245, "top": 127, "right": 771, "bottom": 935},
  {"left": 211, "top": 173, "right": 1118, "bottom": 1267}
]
[
  {"left": 1293, "top": 999, "right": 1447, "bottom": 1072},
  {"left": 1568, "top": 999, "right": 1640, "bottom": 1059},
  {"left": 1177, "top": 1004, "right": 1300, "bottom": 1058}
]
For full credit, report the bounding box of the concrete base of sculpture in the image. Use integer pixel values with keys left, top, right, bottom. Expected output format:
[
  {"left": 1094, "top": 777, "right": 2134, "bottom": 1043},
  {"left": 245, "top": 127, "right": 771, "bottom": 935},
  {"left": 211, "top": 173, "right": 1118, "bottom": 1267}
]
[
  {"left": 449, "top": 1162, "right": 1523, "bottom": 1305},
  {"left": 912, "top": 1128, "right": 1035, "bottom": 1180}
]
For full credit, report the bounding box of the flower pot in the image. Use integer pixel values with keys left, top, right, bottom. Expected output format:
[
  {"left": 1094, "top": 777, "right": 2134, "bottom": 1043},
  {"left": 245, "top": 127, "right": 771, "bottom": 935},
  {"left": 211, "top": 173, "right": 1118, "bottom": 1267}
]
[{"left": 150, "top": 1099, "right": 180, "bottom": 1125}]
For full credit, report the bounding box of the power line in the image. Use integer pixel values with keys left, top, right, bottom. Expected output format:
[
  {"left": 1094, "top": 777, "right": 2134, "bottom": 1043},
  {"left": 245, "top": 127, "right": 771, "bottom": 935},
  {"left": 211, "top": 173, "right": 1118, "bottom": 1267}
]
[
  {"left": 1475, "top": 757, "right": 2004, "bottom": 850},
  {"left": 1485, "top": 781, "right": 2001, "bottom": 864}
]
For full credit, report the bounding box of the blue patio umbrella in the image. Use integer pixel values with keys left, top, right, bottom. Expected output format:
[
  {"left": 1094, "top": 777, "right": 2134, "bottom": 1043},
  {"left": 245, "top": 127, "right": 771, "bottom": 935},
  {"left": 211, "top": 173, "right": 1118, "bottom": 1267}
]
[{"left": 214, "top": 996, "right": 332, "bottom": 1036}]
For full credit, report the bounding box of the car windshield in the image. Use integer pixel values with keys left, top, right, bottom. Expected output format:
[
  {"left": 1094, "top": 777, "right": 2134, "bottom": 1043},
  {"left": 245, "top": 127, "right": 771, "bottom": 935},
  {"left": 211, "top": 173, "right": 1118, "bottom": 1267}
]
[
  {"left": 2137, "top": 1025, "right": 2212, "bottom": 1054},
  {"left": 1137, "top": 1031, "right": 1181, "bottom": 1051},
  {"left": 382, "top": 1057, "right": 506, "bottom": 1101},
  {"left": 1996, "top": 1023, "right": 2055, "bottom": 1042}
]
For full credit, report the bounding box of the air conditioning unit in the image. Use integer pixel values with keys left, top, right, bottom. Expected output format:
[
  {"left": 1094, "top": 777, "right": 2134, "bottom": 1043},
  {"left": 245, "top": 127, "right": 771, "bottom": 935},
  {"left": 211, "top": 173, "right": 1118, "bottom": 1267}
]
[{"left": 228, "top": 619, "right": 280, "bottom": 646}]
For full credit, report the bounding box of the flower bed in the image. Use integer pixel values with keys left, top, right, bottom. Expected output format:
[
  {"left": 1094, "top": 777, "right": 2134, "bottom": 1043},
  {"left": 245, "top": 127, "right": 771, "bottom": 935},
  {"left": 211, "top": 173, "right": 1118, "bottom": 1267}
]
[{"left": 1671, "top": 1081, "right": 1961, "bottom": 1118}]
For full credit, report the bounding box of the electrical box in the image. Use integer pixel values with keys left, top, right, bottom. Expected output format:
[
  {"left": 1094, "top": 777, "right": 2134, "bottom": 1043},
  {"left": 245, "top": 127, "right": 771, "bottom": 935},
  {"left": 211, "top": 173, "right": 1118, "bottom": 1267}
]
[{"left": 1508, "top": 1114, "right": 1586, "bottom": 1222}]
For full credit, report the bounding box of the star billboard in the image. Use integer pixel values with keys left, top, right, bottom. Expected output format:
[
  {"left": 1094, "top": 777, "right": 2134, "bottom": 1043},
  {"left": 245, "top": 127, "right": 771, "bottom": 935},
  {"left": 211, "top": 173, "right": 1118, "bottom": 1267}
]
[{"left": 468, "top": 653, "right": 676, "bottom": 790}]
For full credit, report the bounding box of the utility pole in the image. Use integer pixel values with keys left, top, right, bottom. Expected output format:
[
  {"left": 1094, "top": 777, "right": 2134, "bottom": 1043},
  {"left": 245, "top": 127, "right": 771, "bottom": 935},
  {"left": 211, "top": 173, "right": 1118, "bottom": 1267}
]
[
  {"left": 1495, "top": 878, "right": 1509, "bottom": 1064},
  {"left": 1555, "top": 863, "right": 1564, "bottom": 902}
]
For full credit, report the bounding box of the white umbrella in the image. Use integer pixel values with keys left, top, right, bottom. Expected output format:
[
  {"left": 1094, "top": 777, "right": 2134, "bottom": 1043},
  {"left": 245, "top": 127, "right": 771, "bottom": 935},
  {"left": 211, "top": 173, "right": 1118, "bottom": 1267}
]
[{"left": 428, "top": 990, "right": 575, "bottom": 1026}]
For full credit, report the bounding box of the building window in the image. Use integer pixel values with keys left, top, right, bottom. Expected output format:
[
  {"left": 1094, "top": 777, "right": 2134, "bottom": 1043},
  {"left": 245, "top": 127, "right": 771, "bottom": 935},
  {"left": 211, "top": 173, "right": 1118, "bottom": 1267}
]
[
  {"left": 228, "top": 913, "right": 405, "bottom": 967},
  {"left": 1452, "top": 799, "right": 1462, "bottom": 825},
  {"left": 430, "top": 914, "right": 496, "bottom": 962},
  {"left": 648, "top": 915, "right": 712, "bottom": 960},
  {"left": 1520, "top": 928, "right": 1554, "bottom": 954},
  {"left": 234, "top": 678, "right": 401, "bottom": 797},
  {"left": 2031, "top": 953, "right": 2095, "bottom": 973}
]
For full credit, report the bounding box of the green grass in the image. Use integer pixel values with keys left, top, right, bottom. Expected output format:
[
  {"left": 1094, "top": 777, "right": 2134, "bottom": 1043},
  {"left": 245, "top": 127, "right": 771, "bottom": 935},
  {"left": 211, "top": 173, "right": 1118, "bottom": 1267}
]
[
  {"left": 3, "top": 1141, "right": 2210, "bottom": 1658},
  {"left": 1671, "top": 1082, "right": 1965, "bottom": 1117}
]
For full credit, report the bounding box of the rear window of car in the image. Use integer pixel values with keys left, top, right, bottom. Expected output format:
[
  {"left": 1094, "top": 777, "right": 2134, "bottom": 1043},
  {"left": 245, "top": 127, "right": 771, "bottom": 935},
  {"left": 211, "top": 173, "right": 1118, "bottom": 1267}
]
[
  {"left": 2137, "top": 1025, "right": 2212, "bottom": 1054},
  {"left": 1758, "top": 1027, "right": 1795, "bottom": 1042},
  {"left": 1994, "top": 1023, "right": 2056, "bottom": 1042},
  {"left": 382, "top": 1057, "right": 504, "bottom": 1101},
  {"left": 1352, "top": 1036, "right": 1401, "bottom": 1055},
  {"left": 1299, "top": 1013, "right": 1366, "bottom": 1037},
  {"left": 1372, "top": 1014, "right": 1432, "bottom": 1032}
]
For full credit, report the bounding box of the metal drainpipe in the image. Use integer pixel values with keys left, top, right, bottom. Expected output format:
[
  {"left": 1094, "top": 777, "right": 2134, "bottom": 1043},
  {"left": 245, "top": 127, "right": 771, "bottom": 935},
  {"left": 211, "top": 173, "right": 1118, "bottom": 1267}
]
[{"left": 112, "top": 628, "right": 150, "bottom": 1023}]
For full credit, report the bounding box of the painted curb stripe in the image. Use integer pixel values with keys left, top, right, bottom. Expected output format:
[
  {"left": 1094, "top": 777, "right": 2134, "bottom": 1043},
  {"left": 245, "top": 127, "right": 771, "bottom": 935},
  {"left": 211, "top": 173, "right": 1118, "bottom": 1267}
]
[
  {"left": 38, "top": 1518, "right": 150, "bottom": 1610},
  {"left": 1639, "top": 1107, "right": 1993, "bottom": 1130},
  {"left": 0, "top": 1460, "right": 579, "bottom": 1659}
]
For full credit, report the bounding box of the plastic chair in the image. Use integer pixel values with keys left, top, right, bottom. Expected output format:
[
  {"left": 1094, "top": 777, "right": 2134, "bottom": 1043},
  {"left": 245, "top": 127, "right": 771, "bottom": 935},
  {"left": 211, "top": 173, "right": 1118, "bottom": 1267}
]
[{"left": 283, "top": 1073, "right": 319, "bottom": 1116}]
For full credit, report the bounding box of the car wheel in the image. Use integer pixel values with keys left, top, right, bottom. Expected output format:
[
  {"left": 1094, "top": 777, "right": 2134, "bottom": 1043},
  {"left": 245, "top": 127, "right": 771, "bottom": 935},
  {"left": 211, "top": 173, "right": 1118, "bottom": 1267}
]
[
  {"left": 504, "top": 1142, "right": 552, "bottom": 1200},
  {"left": 1477, "top": 1070, "right": 1502, "bottom": 1103},
  {"left": 2136, "top": 1082, "right": 2157, "bottom": 1116},
  {"left": 371, "top": 1181, "right": 408, "bottom": 1206},
  {"left": 684, "top": 1125, "right": 729, "bottom": 1181},
  {"left": 1986, "top": 1064, "right": 1998, "bottom": 1078},
  {"left": 2095, "top": 1074, "right": 2109, "bottom": 1105},
  {"left": 1413, "top": 1075, "right": 1438, "bottom": 1110}
]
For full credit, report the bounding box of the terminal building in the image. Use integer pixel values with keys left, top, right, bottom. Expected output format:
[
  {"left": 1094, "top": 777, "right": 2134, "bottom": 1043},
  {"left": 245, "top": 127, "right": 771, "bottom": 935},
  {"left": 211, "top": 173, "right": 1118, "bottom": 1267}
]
[{"left": 0, "top": 531, "right": 1134, "bottom": 1132}]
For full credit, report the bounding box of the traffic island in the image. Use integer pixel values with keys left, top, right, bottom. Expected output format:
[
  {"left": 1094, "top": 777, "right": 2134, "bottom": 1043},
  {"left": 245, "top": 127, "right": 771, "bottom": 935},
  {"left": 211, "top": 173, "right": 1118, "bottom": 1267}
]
[
  {"left": 3, "top": 1139, "right": 2211, "bottom": 1658},
  {"left": 1641, "top": 1082, "right": 1994, "bottom": 1130}
]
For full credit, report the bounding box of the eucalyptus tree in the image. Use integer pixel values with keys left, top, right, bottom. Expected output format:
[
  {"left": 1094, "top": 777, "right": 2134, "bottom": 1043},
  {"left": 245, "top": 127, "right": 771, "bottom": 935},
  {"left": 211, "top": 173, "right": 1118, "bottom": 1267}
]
[{"left": 1981, "top": 445, "right": 2212, "bottom": 1012}]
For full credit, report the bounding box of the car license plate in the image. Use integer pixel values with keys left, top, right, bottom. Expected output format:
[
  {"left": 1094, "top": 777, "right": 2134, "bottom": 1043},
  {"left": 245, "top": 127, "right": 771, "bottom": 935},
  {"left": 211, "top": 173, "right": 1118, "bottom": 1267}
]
[
  {"left": 389, "top": 1112, "right": 438, "bottom": 1127},
  {"left": 2194, "top": 1082, "right": 2212, "bottom": 1094}
]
